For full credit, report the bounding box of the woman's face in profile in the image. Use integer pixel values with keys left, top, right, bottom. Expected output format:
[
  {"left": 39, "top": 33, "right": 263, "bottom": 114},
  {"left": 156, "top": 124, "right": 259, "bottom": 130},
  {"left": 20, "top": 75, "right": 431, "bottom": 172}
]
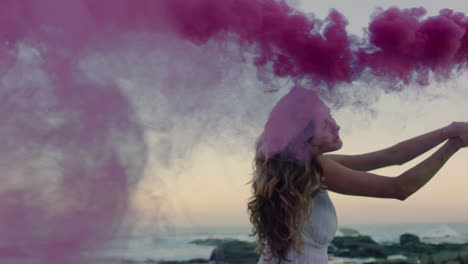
[{"left": 313, "top": 105, "right": 342, "bottom": 154}]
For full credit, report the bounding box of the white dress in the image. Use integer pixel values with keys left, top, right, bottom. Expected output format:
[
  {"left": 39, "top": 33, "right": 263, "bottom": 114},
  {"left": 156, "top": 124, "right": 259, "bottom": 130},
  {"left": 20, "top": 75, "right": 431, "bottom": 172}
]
[{"left": 257, "top": 189, "right": 338, "bottom": 264}]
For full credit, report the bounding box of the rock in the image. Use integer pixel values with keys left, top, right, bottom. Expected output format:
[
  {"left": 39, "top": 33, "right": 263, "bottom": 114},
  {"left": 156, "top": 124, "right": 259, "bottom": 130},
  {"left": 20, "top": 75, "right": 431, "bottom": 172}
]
[
  {"left": 337, "top": 244, "right": 386, "bottom": 258},
  {"left": 332, "top": 235, "right": 378, "bottom": 247},
  {"left": 210, "top": 246, "right": 225, "bottom": 262},
  {"left": 459, "top": 249, "right": 468, "bottom": 263},
  {"left": 400, "top": 234, "right": 421, "bottom": 246},
  {"left": 417, "top": 249, "right": 468, "bottom": 264},
  {"left": 383, "top": 241, "right": 433, "bottom": 256},
  {"left": 431, "top": 250, "right": 468, "bottom": 264},
  {"left": 190, "top": 238, "right": 233, "bottom": 247},
  {"left": 201, "top": 236, "right": 468, "bottom": 264},
  {"left": 339, "top": 227, "right": 360, "bottom": 237},
  {"left": 327, "top": 243, "right": 339, "bottom": 255},
  {"left": 209, "top": 240, "right": 259, "bottom": 264},
  {"left": 188, "top": 259, "right": 211, "bottom": 263},
  {"left": 157, "top": 258, "right": 210, "bottom": 264},
  {"left": 331, "top": 236, "right": 385, "bottom": 258},
  {"left": 331, "top": 234, "right": 468, "bottom": 262},
  {"left": 433, "top": 243, "right": 468, "bottom": 252}
]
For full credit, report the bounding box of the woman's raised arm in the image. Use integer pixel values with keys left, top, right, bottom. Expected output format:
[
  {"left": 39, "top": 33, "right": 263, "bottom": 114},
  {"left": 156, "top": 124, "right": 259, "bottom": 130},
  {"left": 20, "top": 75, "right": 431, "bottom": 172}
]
[
  {"left": 325, "top": 123, "right": 463, "bottom": 172},
  {"left": 321, "top": 137, "right": 462, "bottom": 200}
]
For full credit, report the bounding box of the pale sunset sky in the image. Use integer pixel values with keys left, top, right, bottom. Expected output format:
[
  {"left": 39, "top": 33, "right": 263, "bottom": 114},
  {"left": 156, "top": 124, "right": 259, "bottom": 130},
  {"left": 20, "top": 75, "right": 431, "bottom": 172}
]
[{"left": 135, "top": 0, "right": 468, "bottom": 229}]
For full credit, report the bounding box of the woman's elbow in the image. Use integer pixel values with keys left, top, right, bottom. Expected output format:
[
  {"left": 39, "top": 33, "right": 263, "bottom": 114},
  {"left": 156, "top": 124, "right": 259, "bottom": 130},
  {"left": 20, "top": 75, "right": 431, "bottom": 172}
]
[
  {"left": 396, "top": 191, "right": 409, "bottom": 201},
  {"left": 394, "top": 177, "right": 411, "bottom": 201}
]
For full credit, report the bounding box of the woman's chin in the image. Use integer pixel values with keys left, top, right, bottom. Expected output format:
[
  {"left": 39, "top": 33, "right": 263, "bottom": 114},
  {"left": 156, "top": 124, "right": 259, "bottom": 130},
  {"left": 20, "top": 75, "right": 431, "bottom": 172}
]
[
  {"left": 336, "top": 139, "right": 343, "bottom": 149},
  {"left": 320, "top": 143, "right": 342, "bottom": 154},
  {"left": 329, "top": 140, "right": 343, "bottom": 152},
  {"left": 317, "top": 138, "right": 343, "bottom": 153}
]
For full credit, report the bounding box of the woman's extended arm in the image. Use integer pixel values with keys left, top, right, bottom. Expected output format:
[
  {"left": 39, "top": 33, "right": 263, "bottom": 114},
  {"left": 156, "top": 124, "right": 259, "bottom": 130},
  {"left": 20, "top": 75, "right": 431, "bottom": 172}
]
[
  {"left": 321, "top": 137, "right": 462, "bottom": 200},
  {"left": 326, "top": 123, "right": 456, "bottom": 171},
  {"left": 396, "top": 138, "right": 461, "bottom": 200}
]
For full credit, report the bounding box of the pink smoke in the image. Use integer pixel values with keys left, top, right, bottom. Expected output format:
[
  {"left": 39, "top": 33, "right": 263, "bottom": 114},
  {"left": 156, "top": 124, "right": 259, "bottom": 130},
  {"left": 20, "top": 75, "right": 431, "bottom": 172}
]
[
  {"left": 362, "top": 8, "right": 468, "bottom": 87},
  {"left": 166, "top": 2, "right": 468, "bottom": 88},
  {"left": 0, "top": 1, "right": 467, "bottom": 264}
]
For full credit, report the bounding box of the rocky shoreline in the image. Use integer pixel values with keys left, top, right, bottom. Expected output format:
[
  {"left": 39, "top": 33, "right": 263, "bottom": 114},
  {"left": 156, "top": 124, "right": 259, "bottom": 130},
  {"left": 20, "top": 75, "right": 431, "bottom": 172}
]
[{"left": 154, "top": 232, "right": 468, "bottom": 264}]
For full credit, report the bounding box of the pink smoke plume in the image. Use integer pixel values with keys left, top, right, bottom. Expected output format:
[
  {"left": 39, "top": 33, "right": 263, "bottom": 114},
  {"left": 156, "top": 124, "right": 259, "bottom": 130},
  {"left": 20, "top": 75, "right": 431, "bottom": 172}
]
[
  {"left": 166, "top": 2, "right": 468, "bottom": 88},
  {"left": 0, "top": 0, "right": 467, "bottom": 263}
]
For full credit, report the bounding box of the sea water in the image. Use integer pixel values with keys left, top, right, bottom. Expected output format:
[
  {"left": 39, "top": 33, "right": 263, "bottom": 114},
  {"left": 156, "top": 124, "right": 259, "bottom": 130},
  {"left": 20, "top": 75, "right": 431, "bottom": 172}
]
[
  {"left": 96, "top": 225, "right": 254, "bottom": 263},
  {"left": 97, "top": 222, "right": 468, "bottom": 263}
]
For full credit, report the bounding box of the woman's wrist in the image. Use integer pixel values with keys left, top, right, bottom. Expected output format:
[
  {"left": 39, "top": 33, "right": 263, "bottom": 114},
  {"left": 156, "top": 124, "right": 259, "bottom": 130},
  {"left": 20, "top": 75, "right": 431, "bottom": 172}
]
[{"left": 444, "top": 122, "right": 459, "bottom": 139}]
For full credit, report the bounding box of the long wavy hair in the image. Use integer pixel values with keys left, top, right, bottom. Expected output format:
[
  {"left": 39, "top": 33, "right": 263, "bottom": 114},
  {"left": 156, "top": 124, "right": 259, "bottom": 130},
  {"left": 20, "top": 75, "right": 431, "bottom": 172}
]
[{"left": 247, "top": 130, "right": 325, "bottom": 264}]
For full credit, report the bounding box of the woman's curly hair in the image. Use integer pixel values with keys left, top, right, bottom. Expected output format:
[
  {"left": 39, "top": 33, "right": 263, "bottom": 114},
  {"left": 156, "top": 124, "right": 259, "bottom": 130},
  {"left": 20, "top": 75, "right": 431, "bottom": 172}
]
[{"left": 247, "top": 134, "right": 325, "bottom": 264}]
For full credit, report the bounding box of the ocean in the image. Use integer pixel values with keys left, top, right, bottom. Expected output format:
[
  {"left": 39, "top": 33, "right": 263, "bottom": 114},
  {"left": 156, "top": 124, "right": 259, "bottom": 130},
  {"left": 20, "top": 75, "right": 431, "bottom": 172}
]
[{"left": 98, "top": 222, "right": 468, "bottom": 263}]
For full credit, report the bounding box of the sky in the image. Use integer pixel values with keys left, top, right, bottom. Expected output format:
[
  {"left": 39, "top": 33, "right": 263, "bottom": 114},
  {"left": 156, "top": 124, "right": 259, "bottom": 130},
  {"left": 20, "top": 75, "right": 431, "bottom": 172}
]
[{"left": 137, "top": 0, "right": 468, "bottom": 229}]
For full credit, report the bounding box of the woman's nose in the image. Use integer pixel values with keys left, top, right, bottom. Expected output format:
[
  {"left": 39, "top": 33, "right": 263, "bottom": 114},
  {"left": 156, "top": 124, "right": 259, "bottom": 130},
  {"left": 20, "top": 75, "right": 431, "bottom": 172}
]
[{"left": 334, "top": 125, "right": 340, "bottom": 133}]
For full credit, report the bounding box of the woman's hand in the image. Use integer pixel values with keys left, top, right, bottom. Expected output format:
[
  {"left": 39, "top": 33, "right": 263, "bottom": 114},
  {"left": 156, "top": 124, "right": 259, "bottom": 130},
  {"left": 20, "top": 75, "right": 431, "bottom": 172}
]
[{"left": 447, "top": 122, "right": 468, "bottom": 148}]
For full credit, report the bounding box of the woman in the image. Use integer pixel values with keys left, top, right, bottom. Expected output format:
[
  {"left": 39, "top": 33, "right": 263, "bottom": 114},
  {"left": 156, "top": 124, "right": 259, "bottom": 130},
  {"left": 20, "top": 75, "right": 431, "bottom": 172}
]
[{"left": 247, "top": 86, "right": 467, "bottom": 264}]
